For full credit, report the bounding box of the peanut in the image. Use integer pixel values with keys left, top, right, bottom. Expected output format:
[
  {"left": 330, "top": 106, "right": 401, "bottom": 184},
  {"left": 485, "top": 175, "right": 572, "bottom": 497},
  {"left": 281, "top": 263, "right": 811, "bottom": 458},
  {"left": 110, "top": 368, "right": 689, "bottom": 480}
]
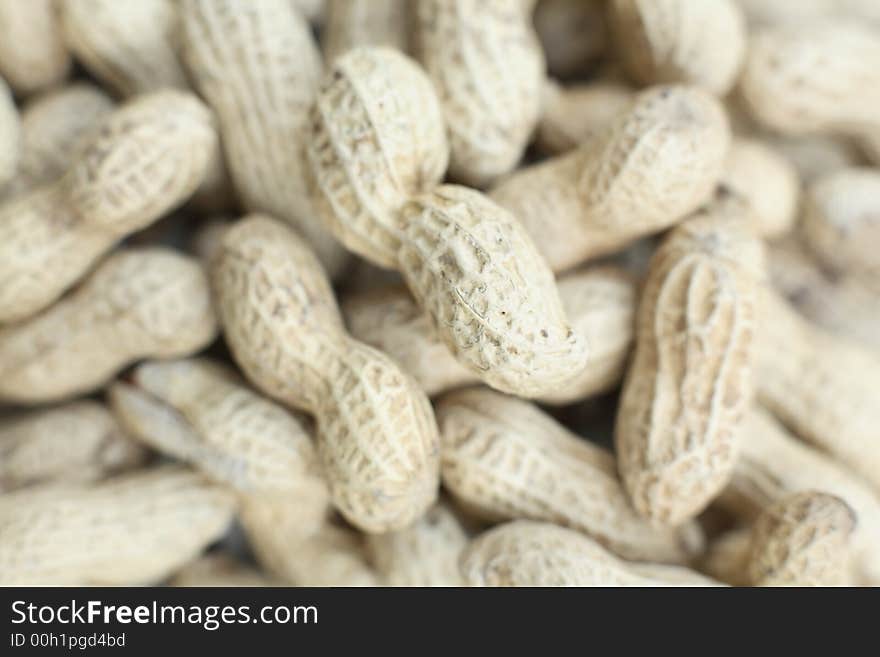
[
  {"left": 747, "top": 491, "right": 856, "bottom": 587},
  {"left": 764, "top": 133, "right": 864, "bottom": 184},
  {"left": 169, "top": 552, "right": 278, "bottom": 588},
  {"left": 323, "top": 0, "right": 409, "bottom": 63},
  {"left": 60, "top": 0, "right": 188, "bottom": 98},
  {"left": 0, "top": 401, "right": 148, "bottom": 491},
  {"left": 344, "top": 266, "right": 636, "bottom": 404},
  {"left": 179, "top": 0, "right": 348, "bottom": 278},
  {"left": 0, "top": 247, "right": 217, "bottom": 405},
  {"left": 0, "top": 76, "right": 20, "bottom": 190},
  {"left": 616, "top": 201, "right": 763, "bottom": 526},
  {"left": 0, "top": 91, "right": 216, "bottom": 324},
  {"left": 609, "top": 0, "right": 747, "bottom": 95},
  {"left": 755, "top": 288, "right": 880, "bottom": 492},
  {"left": 0, "top": 0, "right": 70, "bottom": 96},
  {"left": 533, "top": 0, "right": 607, "bottom": 80},
  {"left": 698, "top": 527, "right": 751, "bottom": 586},
  {"left": 413, "top": 0, "right": 544, "bottom": 186},
  {"left": 491, "top": 84, "right": 730, "bottom": 273},
  {"left": 435, "top": 387, "right": 702, "bottom": 564},
  {"left": 367, "top": 501, "right": 469, "bottom": 586},
  {"left": 461, "top": 521, "right": 718, "bottom": 587},
  {"left": 211, "top": 215, "right": 439, "bottom": 532},
  {"left": 721, "top": 406, "right": 880, "bottom": 584},
  {"left": 109, "top": 358, "right": 329, "bottom": 499},
  {"left": 306, "top": 47, "right": 587, "bottom": 397},
  {"left": 0, "top": 465, "right": 236, "bottom": 585}
]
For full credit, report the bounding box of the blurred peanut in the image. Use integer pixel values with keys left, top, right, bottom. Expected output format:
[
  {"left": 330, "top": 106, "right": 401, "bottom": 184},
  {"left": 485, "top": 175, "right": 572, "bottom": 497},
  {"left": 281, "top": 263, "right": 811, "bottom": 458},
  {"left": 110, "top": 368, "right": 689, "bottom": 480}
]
[
  {"left": 616, "top": 203, "right": 763, "bottom": 526},
  {"left": 0, "top": 91, "right": 216, "bottom": 324},
  {"left": 0, "top": 0, "right": 70, "bottom": 96},
  {"left": 323, "top": 0, "right": 409, "bottom": 63},
  {"left": 765, "top": 133, "right": 864, "bottom": 183},
  {"left": 699, "top": 527, "right": 751, "bottom": 586},
  {"left": 0, "top": 401, "right": 148, "bottom": 491},
  {"left": 533, "top": 0, "right": 607, "bottom": 80},
  {"left": 0, "top": 248, "right": 218, "bottom": 405},
  {"left": 0, "top": 465, "right": 236, "bottom": 585},
  {"left": 609, "top": 0, "right": 746, "bottom": 95},
  {"left": 180, "top": 0, "right": 347, "bottom": 278},
  {"left": 0, "top": 76, "right": 20, "bottom": 190},
  {"left": 436, "top": 388, "right": 702, "bottom": 563},
  {"left": 212, "top": 215, "right": 439, "bottom": 532},
  {"left": 491, "top": 84, "right": 730, "bottom": 272},
  {"left": 169, "top": 553, "right": 277, "bottom": 588}
]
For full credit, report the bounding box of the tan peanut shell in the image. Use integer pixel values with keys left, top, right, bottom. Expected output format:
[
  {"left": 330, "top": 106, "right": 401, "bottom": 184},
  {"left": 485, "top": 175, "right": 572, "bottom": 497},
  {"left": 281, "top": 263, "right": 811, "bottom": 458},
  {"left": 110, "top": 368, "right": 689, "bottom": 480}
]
[
  {"left": 0, "top": 248, "right": 218, "bottom": 405},
  {"left": 0, "top": 90, "right": 217, "bottom": 324},
  {"left": 755, "top": 289, "right": 880, "bottom": 492},
  {"left": 616, "top": 204, "right": 763, "bottom": 526},
  {"left": 397, "top": 184, "right": 588, "bottom": 397},
  {"left": 534, "top": 0, "right": 607, "bottom": 80},
  {"left": 491, "top": 84, "right": 730, "bottom": 273},
  {"left": 699, "top": 527, "right": 751, "bottom": 586},
  {"left": 0, "top": 76, "right": 20, "bottom": 190},
  {"left": 462, "top": 521, "right": 716, "bottom": 587},
  {"left": 169, "top": 553, "right": 277, "bottom": 588},
  {"left": 323, "top": 0, "right": 409, "bottom": 63},
  {"left": 535, "top": 80, "right": 635, "bottom": 156},
  {"left": 212, "top": 215, "right": 439, "bottom": 532},
  {"left": 180, "top": 0, "right": 347, "bottom": 278},
  {"left": 765, "top": 133, "right": 864, "bottom": 184},
  {"left": 722, "top": 407, "right": 880, "bottom": 584},
  {"left": 0, "top": 401, "right": 148, "bottom": 491},
  {"left": 0, "top": 0, "right": 70, "bottom": 96},
  {"left": 739, "top": 21, "right": 880, "bottom": 138},
  {"left": 61, "top": 0, "right": 188, "bottom": 98},
  {"left": 367, "top": 502, "right": 468, "bottom": 586},
  {"left": 801, "top": 168, "right": 880, "bottom": 279},
  {"left": 414, "top": 0, "right": 544, "bottom": 186},
  {"left": 748, "top": 491, "right": 856, "bottom": 587},
  {"left": 721, "top": 138, "right": 800, "bottom": 239},
  {"left": 10, "top": 83, "right": 115, "bottom": 198},
  {"left": 109, "top": 358, "right": 329, "bottom": 498},
  {"left": 627, "top": 563, "right": 723, "bottom": 586},
  {"left": 344, "top": 266, "right": 636, "bottom": 404},
  {"left": 304, "top": 46, "right": 448, "bottom": 269},
  {"left": 0, "top": 465, "right": 236, "bottom": 585},
  {"left": 609, "top": 0, "right": 746, "bottom": 95},
  {"left": 436, "top": 388, "right": 702, "bottom": 564}
]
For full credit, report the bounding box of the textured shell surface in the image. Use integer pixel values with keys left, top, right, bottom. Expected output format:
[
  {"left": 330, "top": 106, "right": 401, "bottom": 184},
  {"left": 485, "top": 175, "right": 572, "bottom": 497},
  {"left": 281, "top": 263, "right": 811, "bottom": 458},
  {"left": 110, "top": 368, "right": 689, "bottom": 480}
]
[
  {"left": 0, "top": 466, "right": 236, "bottom": 586},
  {"left": 0, "top": 248, "right": 217, "bottom": 405},
  {"left": 399, "top": 184, "right": 588, "bottom": 397},
  {"left": 415, "top": 0, "right": 544, "bottom": 185},
  {"left": 615, "top": 211, "right": 762, "bottom": 526},
  {"left": 305, "top": 46, "right": 449, "bottom": 268},
  {"left": 436, "top": 387, "right": 700, "bottom": 563}
]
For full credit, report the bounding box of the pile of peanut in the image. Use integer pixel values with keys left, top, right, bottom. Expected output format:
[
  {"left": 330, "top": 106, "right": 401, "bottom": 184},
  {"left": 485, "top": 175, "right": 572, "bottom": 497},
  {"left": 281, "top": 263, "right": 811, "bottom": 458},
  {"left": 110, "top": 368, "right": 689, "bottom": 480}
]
[{"left": 0, "top": 0, "right": 878, "bottom": 588}]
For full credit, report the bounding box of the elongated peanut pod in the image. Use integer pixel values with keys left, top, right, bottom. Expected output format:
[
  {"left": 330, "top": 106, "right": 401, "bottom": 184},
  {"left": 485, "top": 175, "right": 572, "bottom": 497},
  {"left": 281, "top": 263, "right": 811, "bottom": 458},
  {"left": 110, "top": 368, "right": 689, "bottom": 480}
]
[
  {"left": 344, "top": 266, "right": 636, "bottom": 404},
  {"left": 306, "top": 47, "right": 586, "bottom": 397},
  {"left": 414, "top": 0, "right": 544, "bottom": 186},
  {"left": 0, "top": 465, "right": 236, "bottom": 585},
  {"left": 0, "top": 248, "right": 217, "bottom": 405},
  {"left": 180, "top": 0, "right": 347, "bottom": 278},
  {"left": 0, "top": 77, "right": 20, "bottom": 190},
  {"left": 0, "top": 0, "right": 70, "bottom": 96},
  {"left": 491, "top": 85, "right": 730, "bottom": 272},
  {"left": 109, "top": 358, "right": 329, "bottom": 499},
  {"left": 739, "top": 21, "right": 880, "bottom": 139},
  {"left": 10, "top": 83, "right": 115, "bottom": 198},
  {"left": 616, "top": 203, "right": 763, "bottom": 526},
  {"left": 0, "top": 91, "right": 217, "bottom": 324},
  {"left": 169, "top": 553, "right": 278, "bottom": 588},
  {"left": 462, "top": 521, "right": 719, "bottom": 587},
  {"left": 0, "top": 401, "right": 148, "bottom": 491},
  {"left": 61, "top": 0, "right": 188, "bottom": 97},
  {"left": 535, "top": 80, "right": 635, "bottom": 156},
  {"left": 801, "top": 168, "right": 880, "bottom": 279},
  {"left": 212, "top": 215, "right": 439, "bottom": 532},
  {"left": 436, "top": 388, "right": 702, "bottom": 563},
  {"left": 609, "top": 0, "right": 746, "bottom": 95},
  {"left": 748, "top": 491, "right": 856, "bottom": 587},
  {"left": 721, "top": 407, "right": 880, "bottom": 584},
  {"left": 756, "top": 289, "right": 880, "bottom": 493},
  {"left": 323, "top": 0, "right": 409, "bottom": 63},
  {"left": 367, "top": 502, "right": 469, "bottom": 586}
]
